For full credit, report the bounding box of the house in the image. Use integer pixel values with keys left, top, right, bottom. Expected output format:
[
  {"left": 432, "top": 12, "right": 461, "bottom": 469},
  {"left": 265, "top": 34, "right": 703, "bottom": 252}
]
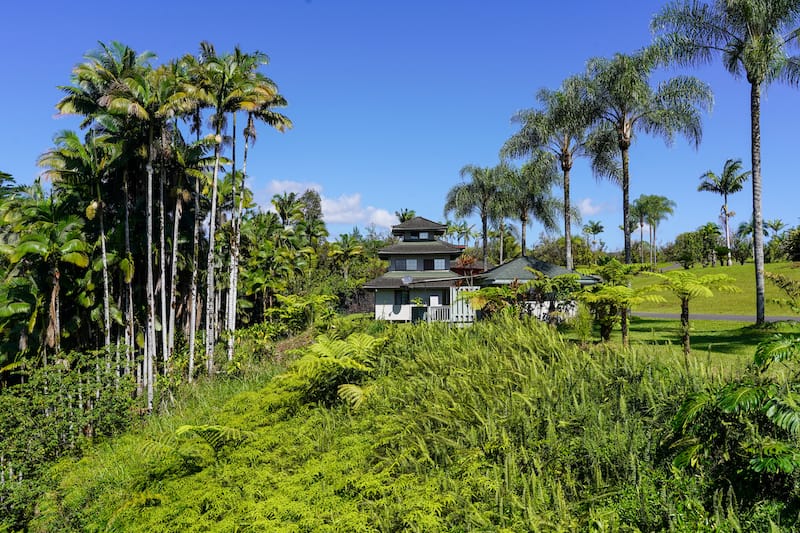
[
  {"left": 476, "top": 256, "right": 599, "bottom": 320},
  {"left": 363, "top": 217, "right": 476, "bottom": 323}
]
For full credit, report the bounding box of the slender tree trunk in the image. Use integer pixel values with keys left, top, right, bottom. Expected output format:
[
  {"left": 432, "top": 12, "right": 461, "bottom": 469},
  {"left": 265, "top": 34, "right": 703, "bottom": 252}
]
[
  {"left": 145, "top": 129, "right": 157, "bottom": 411},
  {"left": 621, "top": 145, "right": 631, "bottom": 264},
  {"left": 167, "top": 183, "right": 183, "bottom": 368},
  {"left": 95, "top": 184, "right": 112, "bottom": 349},
  {"left": 751, "top": 84, "right": 765, "bottom": 325},
  {"left": 481, "top": 214, "right": 488, "bottom": 270},
  {"left": 205, "top": 132, "right": 222, "bottom": 374},
  {"left": 123, "top": 170, "right": 135, "bottom": 382},
  {"left": 159, "top": 166, "right": 168, "bottom": 373},
  {"left": 723, "top": 194, "right": 732, "bottom": 267},
  {"left": 499, "top": 221, "right": 504, "bottom": 264},
  {"left": 639, "top": 222, "right": 645, "bottom": 264},
  {"left": 681, "top": 297, "right": 690, "bottom": 355},
  {"left": 188, "top": 127, "right": 201, "bottom": 383},
  {"left": 226, "top": 115, "right": 239, "bottom": 362},
  {"left": 620, "top": 306, "right": 628, "bottom": 348},
  {"left": 520, "top": 215, "right": 527, "bottom": 257},
  {"left": 563, "top": 163, "right": 573, "bottom": 270},
  {"left": 227, "top": 122, "right": 251, "bottom": 362}
]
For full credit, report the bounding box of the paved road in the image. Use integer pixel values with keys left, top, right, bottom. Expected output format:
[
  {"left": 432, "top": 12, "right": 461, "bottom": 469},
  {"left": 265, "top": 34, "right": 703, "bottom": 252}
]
[{"left": 633, "top": 311, "right": 798, "bottom": 323}]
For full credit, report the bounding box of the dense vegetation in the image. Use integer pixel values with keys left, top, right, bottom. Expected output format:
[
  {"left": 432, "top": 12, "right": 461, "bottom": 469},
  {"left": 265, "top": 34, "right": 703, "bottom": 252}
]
[{"left": 13, "top": 314, "right": 798, "bottom": 531}]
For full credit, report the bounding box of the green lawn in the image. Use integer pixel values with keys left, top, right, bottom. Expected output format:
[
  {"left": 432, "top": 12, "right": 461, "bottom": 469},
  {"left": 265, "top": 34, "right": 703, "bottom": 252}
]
[
  {"left": 630, "top": 261, "right": 800, "bottom": 316},
  {"left": 564, "top": 316, "right": 800, "bottom": 374}
]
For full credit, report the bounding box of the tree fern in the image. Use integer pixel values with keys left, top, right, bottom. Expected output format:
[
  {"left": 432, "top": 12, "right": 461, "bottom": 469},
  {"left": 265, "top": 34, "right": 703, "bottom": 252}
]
[{"left": 175, "top": 424, "right": 251, "bottom": 457}]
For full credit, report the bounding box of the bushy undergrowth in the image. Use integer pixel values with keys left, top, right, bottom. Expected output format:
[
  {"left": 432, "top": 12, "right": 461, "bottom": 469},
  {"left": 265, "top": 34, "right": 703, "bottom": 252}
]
[{"left": 28, "top": 313, "right": 800, "bottom": 531}]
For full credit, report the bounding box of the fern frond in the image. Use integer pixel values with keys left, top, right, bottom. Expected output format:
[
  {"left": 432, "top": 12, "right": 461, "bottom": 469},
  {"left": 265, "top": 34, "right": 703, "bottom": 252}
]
[
  {"left": 175, "top": 424, "right": 251, "bottom": 455},
  {"left": 338, "top": 383, "right": 373, "bottom": 410}
]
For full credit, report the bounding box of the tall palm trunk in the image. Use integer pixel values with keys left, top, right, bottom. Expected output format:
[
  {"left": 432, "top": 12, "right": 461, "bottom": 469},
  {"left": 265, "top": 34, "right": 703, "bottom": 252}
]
[
  {"left": 226, "top": 115, "right": 238, "bottom": 362},
  {"left": 723, "top": 195, "right": 732, "bottom": 267},
  {"left": 204, "top": 131, "right": 222, "bottom": 375},
  {"left": 751, "top": 83, "right": 765, "bottom": 326},
  {"left": 481, "top": 215, "right": 488, "bottom": 270},
  {"left": 520, "top": 214, "right": 528, "bottom": 257},
  {"left": 187, "top": 120, "right": 201, "bottom": 383},
  {"left": 159, "top": 165, "right": 168, "bottom": 373},
  {"left": 123, "top": 170, "right": 135, "bottom": 382},
  {"left": 97, "top": 184, "right": 111, "bottom": 349},
  {"left": 621, "top": 145, "right": 631, "bottom": 264},
  {"left": 498, "top": 222, "right": 504, "bottom": 264},
  {"left": 188, "top": 174, "right": 200, "bottom": 382},
  {"left": 145, "top": 128, "right": 157, "bottom": 411},
  {"left": 562, "top": 158, "right": 573, "bottom": 269},
  {"left": 227, "top": 115, "right": 251, "bottom": 363},
  {"left": 167, "top": 183, "right": 183, "bottom": 370}
]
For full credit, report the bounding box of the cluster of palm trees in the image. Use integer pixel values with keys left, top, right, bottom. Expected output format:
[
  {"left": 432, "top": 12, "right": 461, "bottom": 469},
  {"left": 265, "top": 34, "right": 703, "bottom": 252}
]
[
  {"left": 0, "top": 41, "right": 298, "bottom": 407},
  {"left": 446, "top": 1, "right": 800, "bottom": 325}
]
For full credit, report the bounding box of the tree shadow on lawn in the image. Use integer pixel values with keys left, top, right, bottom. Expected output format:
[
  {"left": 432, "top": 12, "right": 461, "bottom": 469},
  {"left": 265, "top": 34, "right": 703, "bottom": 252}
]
[{"left": 626, "top": 317, "right": 795, "bottom": 357}]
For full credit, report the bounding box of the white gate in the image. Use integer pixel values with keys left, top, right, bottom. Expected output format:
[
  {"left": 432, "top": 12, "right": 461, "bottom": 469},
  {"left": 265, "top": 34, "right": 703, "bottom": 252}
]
[{"left": 450, "top": 286, "right": 478, "bottom": 325}]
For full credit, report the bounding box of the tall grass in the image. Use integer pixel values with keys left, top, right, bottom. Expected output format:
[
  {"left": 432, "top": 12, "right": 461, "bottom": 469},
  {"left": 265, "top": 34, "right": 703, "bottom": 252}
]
[{"left": 31, "top": 314, "right": 786, "bottom": 531}]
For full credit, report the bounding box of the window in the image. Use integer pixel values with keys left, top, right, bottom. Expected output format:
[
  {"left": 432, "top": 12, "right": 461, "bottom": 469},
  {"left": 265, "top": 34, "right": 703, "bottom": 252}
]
[
  {"left": 419, "top": 232, "right": 429, "bottom": 239},
  {"left": 434, "top": 258, "right": 446, "bottom": 270},
  {"left": 405, "top": 259, "right": 418, "bottom": 270},
  {"left": 393, "top": 258, "right": 405, "bottom": 271},
  {"left": 394, "top": 290, "right": 410, "bottom": 305}
]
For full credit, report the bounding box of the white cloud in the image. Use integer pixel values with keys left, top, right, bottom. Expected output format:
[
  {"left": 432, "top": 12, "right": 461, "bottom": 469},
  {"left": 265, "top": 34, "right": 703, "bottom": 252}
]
[
  {"left": 578, "top": 197, "right": 604, "bottom": 217},
  {"left": 322, "top": 193, "right": 365, "bottom": 223},
  {"left": 366, "top": 208, "right": 397, "bottom": 228},
  {"left": 254, "top": 179, "right": 396, "bottom": 229},
  {"left": 265, "top": 179, "right": 322, "bottom": 196}
]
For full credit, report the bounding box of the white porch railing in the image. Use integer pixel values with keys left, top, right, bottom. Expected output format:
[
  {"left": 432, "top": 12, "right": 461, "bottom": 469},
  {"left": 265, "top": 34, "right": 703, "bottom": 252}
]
[{"left": 426, "top": 305, "right": 451, "bottom": 323}]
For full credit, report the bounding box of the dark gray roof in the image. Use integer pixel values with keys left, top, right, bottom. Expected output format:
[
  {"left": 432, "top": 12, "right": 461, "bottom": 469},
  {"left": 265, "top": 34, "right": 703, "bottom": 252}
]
[
  {"left": 392, "top": 216, "right": 447, "bottom": 234},
  {"left": 363, "top": 270, "right": 464, "bottom": 289},
  {"left": 477, "top": 256, "right": 599, "bottom": 285},
  {"left": 378, "top": 239, "right": 463, "bottom": 257}
]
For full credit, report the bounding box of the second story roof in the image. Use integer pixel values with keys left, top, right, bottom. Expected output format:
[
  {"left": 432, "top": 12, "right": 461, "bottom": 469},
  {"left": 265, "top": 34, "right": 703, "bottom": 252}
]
[{"left": 391, "top": 216, "right": 448, "bottom": 235}]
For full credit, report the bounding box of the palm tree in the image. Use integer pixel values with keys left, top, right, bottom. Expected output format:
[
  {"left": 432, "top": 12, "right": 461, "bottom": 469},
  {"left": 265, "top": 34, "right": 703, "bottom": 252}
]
[
  {"left": 226, "top": 90, "right": 290, "bottom": 362},
  {"left": 653, "top": 0, "right": 800, "bottom": 325},
  {"left": 630, "top": 196, "right": 651, "bottom": 264},
  {"left": 644, "top": 195, "right": 676, "bottom": 266},
  {"left": 444, "top": 164, "right": 504, "bottom": 268},
  {"left": 272, "top": 192, "right": 303, "bottom": 227},
  {"left": 698, "top": 158, "right": 750, "bottom": 266},
  {"left": 497, "top": 154, "right": 560, "bottom": 257},
  {"left": 584, "top": 50, "right": 712, "bottom": 264},
  {"left": 582, "top": 220, "right": 604, "bottom": 253},
  {"left": 502, "top": 76, "right": 617, "bottom": 270},
  {"left": 191, "top": 42, "right": 274, "bottom": 374},
  {"left": 39, "top": 130, "right": 119, "bottom": 349},
  {"left": 395, "top": 208, "right": 416, "bottom": 223},
  {"left": 8, "top": 187, "right": 90, "bottom": 361}
]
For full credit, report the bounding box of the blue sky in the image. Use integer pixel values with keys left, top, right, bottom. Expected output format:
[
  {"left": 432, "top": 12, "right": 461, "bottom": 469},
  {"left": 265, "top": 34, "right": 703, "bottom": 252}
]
[{"left": 3, "top": 1, "right": 799, "bottom": 251}]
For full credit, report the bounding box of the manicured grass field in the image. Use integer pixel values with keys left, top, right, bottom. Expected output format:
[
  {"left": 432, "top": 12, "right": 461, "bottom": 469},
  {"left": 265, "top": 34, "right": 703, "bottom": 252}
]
[
  {"left": 630, "top": 261, "right": 800, "bottom": 316},
  {"left": 564, "top": 315, "right": 800, "bottom": 374}
]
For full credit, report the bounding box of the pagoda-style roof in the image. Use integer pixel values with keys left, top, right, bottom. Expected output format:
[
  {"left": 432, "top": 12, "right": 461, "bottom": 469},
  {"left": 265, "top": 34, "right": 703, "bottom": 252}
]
[
  {"left": 391, "top": 216, "right": 447, "bottom": 235},
  {"left": 477, "top": 256, "right": 599, "bottom": 286},
  {"left": 378, "top": 239, "right": 463, "bottom": 258},
  {"left": 362, "top": 270, "right": 464, "bottom": 289}
]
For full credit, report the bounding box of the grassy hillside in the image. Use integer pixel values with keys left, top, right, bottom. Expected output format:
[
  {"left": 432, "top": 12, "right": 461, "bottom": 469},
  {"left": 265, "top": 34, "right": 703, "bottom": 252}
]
[
  {"left": 631, "top": 261, "right": 800, "bottom": 316},
  {"left": 29, "top": 314, "right": 800, "bottom": 531}
]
